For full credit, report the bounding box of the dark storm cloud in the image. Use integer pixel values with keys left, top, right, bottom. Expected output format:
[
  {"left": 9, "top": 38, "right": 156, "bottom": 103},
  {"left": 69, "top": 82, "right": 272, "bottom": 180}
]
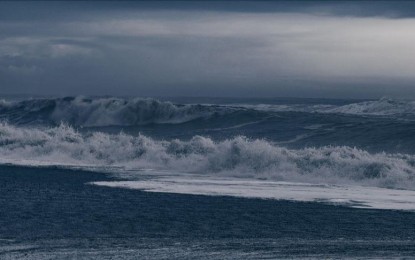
[
  {"left": 1, "top": 1, "right": 415, "bottom": 98},
  {"left": 3, "top": 1, "right": 415, "bottom": 19}
]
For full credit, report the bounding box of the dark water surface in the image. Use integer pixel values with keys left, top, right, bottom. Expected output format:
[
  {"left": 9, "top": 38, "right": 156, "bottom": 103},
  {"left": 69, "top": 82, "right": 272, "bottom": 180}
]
[{"left": 1, "top": 165, "right": 414, "bottom": 259}]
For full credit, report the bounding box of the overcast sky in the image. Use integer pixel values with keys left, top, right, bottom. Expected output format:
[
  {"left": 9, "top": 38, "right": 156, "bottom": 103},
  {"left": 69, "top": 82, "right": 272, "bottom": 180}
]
[{"left": 1, "top": 1, "right": 415, "bottom": 98}]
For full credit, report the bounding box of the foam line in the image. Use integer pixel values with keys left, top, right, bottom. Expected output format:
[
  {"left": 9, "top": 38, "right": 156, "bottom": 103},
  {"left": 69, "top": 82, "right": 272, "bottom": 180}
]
[{"left": 92, "top": 175, "right": 415, "bottom": 211}]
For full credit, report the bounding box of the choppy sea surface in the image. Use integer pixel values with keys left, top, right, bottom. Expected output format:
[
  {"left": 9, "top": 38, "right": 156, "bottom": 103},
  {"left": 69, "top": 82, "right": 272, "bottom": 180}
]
[{"left": 1, "top": 96, "right": 415, "bottom": 258}]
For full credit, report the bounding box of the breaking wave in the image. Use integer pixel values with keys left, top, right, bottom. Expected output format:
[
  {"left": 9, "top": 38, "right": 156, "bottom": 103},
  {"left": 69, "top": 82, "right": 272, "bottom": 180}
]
[
  {"left": 0, "top": 123, "right": 414, "bottom": 190},
  {"left": 0, "top": 97, "right": 233, "bottom": 126}
]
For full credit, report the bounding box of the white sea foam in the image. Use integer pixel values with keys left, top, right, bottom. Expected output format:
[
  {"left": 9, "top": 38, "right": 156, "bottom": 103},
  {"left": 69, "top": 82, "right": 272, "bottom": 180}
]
[
  {"left": 92, "top": 175, "right": 415, "bottom": 210},
  {"left": 0, "top": 123, "right": 414, "bottom": 190}
]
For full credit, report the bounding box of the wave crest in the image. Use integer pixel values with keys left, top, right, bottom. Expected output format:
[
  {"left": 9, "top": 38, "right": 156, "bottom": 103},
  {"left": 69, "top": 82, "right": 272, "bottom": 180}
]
[{"left": 0, "top": 123, "right": 414, "bottom": 189}]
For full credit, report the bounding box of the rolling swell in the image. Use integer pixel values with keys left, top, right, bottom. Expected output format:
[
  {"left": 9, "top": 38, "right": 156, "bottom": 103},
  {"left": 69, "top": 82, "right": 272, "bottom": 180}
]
[
  {"left": 326, "top": 98, "right": 415, "bottom": 117},
  {"left": 0, "top": 123, "right": 414, "bottom": 190},
  {"left": 234, "top": 98, "right": 415, "bottom": 118},
  {"left": 1, "top": 97, "right": 415, "bottom": 128}
]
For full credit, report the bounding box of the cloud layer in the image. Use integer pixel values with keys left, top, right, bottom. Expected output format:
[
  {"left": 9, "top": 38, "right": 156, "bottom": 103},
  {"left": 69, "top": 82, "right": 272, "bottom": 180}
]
[{"left": 1, "top": 2, "right": 415, "bottom": 98}]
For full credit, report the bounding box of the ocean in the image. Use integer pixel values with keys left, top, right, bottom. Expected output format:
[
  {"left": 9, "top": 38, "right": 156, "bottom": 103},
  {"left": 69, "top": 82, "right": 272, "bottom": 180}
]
[{"left": 0, "top": 96, "right": 415, "bottom": 258}]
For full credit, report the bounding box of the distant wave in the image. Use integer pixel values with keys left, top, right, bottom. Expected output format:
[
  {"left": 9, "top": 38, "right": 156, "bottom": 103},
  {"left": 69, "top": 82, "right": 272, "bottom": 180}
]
[
  {"left": 0, "top": 123, "right": 414, "bottom": 190},
  {"left": 236, "top": 98, "right": 415, "bottom": 118},
  {"left": 326, "top": 98, "right": 415, "bottom": 116},
  {"left": 1, "top": 97, "right": 415, "bottom": 127},
  {"left": 0, "top": 97, "right": 233, "bottom": 126}
]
